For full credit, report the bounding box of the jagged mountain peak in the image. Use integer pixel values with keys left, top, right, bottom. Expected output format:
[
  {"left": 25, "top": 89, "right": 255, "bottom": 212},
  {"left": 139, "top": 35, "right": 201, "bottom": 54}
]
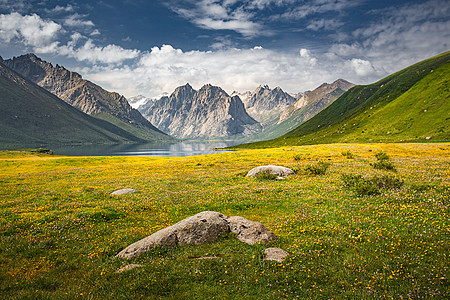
[
  {"left": 198, "top": 83, "right": 229, "bottom": 98},
  {"left": 256, "top": 84, "right": 270, "bottom": 90},
  {"left": 138, "top": 83, "right": 260, "bottom": 138},
  {"left": 244, "top": 84, "right": 296, "bottom": 124}
]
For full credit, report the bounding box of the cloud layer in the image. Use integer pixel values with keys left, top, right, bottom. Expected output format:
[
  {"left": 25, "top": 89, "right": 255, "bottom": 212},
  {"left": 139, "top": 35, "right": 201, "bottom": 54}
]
[{"left": 0, "top": 0, "right": 449, "bottom": 100}]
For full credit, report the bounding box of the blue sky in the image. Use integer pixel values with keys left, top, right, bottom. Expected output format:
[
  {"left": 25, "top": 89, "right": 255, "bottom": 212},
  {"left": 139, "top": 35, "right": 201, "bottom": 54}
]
[{"left": 0, "top": 0, "right": 449, "bottom": 100}]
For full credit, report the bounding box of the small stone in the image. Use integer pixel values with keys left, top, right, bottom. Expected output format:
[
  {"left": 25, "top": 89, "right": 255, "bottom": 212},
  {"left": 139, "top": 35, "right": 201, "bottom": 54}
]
[
  {"left": 246, "top": 165, "right": 295, "bottom": 178},
  {"left": 115, "top": 264, "right": 143, "bottom": 273},
  {"left": 228, "top": 216, "right": 277, "bottom": 245},
  {"left": 110, "top": 188, "right": 137, "bottom": 196},
  {"left": 264, "top": 248, "right": 289, "bottom": 262}
]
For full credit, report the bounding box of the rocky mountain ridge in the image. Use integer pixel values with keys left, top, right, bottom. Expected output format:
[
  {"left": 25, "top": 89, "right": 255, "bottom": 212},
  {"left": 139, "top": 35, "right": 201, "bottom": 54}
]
[
  {"left": 139, "top": 83, "right": 261, "bottom": 139},
  {"left": 3, "top": 54, "right": 168, "bottom": 141},
  {"left": 231, "top": 85, "right": 296, "bottom": 125},
  {"left": 0, "top": 59, "right": 153, "bottom": 147},
  {"left": 279, "top": 79, "right": 355, "bottom": 123}
]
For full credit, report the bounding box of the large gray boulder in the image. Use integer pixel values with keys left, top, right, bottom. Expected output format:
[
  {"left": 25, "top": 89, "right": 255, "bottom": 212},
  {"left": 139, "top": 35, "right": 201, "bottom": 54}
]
[
  {"left": 116, "top": 211, "right": 229, "bottom": 259},
  {"left": 246, "top": 165, "right": 294, "bottom": 178},
  {"left": 227, "top": 216, "right": 277, "bottom": 245}
]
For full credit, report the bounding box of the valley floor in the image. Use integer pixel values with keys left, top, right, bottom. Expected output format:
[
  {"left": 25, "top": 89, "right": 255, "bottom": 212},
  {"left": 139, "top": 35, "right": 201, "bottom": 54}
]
[{"left": 0, "top": 143, "right": 449, "bottom": 299}]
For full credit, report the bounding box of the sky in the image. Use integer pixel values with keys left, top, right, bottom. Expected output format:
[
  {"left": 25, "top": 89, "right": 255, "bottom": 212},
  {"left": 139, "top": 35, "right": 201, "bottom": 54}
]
[{"left": 0, "top": 0, "right": 449, "bottom": 100}]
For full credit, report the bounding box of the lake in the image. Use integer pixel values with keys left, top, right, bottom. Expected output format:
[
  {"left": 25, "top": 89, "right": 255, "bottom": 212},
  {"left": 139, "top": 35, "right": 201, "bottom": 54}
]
[{"left": 48, "top": 140, "right": 243, "bottom": 157}]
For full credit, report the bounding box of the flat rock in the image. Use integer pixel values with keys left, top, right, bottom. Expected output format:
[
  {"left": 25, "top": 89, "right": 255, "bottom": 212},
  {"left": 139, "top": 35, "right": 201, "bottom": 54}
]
[
  {"left": 115, "top": 264, "right": 143, "bottom": 273},
  {"left": 246, "top": 165, "right": 295, "bottom": 178},
  {"left": 116, "top": 211, "right": 228, "bottom": 259},
  {"left": 227, "top": 216, "right": 277, "bottom": 245},
  {"left": 264, "top": 248, "right": 289, "bottom": 262},
  {"left": 110, "top": 188, "right": 137, "bottom": 196}
]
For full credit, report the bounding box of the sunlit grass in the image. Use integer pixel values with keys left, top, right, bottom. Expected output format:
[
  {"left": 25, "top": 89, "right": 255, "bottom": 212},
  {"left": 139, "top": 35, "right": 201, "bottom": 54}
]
[{"left": 0, "top": 143, "right": 449, "bottom": 299}]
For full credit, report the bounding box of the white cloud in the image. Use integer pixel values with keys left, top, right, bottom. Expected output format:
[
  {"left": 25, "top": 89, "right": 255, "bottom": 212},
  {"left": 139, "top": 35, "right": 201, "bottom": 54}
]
[
  {"left": 60, "top": 39, "right": 140, "bottom": 64},
  {"left": 63, "top": 13, "right": 94, "bottom": 27},
  {"left": 47, "top": 4, "right": 74, "bottom": 13},
  {"left": 349, "top": 58, "right": 374, "bottom": 77},
  {"left": 169, "top": 0, "right": 266, "bottom": 36},
  {"left": 329, "top": 0, "right": 450, "bottom": 75},
  {"left": 273, "top": 0, "right": 362, "bottom": 21},
  {"left": 80, "top": 44, "right": 378, "bottom": 99},
  {"left": 90, "top": 29, "right": 101, "bottom": 36},
  {"left": 307, "top": 19, "right": 344, "bottom": 31},
  {"left": 0, "top": 12, "right": 138, "bottom": 65},
  {"left": 0, "top": 12, "right": 61, "bottom": 48}
]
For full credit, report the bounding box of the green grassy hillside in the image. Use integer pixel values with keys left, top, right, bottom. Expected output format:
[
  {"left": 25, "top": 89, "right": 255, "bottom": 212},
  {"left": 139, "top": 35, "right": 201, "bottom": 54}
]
[
  {"left": 236, "top": 51, "right": 450, "bottom": 148},
  {"left": 0, "top": 63, "right": 154, "bottom": 148}
]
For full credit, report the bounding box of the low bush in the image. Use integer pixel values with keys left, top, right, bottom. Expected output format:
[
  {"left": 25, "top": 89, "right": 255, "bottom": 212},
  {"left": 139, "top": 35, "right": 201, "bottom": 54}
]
[
  {"left": 341, "top": 150, "right": 354, "bottom": 159},
  {"left": 304, "top": 161, "right": 331, "bottom": 175},
  {"left": 293, "top": 154, "right": 302, "bottom": 161},
  {"left": 342, "top": 174, "right": 404, "bottom": 195},
  {"left": 371, "top": 151, "right": 396, "bottom": 171}
]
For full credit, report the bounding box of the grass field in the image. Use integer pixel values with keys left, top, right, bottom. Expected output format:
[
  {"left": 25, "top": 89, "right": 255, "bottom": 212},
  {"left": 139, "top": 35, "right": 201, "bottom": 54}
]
[{"left": 1, "top": 143, "right": 449, "bottom": 299}]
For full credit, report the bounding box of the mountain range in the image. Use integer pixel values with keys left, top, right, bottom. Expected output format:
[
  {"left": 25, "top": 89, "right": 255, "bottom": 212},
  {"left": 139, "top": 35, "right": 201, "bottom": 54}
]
[
  {"left": 2, "top": 54, "right": 169, "bottom": 142},
  {"left": 139, "top": 83, "right": 261, "bottom": 139},
  {"left": 138, "top": 80, "right": 352, "bottom": 140},
  {"left": 232, "top": 85, "right": 296, "bottom": 125},
  {"left": 243, "top": 79, "right": 354, "bottom": 141},
  {"left": 2, "top": 51, "right": 445, "bottom": 149},
  {"left": 236, "top": 51, "right": 450, "bottom": 148}
]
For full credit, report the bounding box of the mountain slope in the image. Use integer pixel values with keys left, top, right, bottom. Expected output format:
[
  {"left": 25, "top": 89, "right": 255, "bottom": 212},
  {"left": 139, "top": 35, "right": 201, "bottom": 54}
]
[
  {"left": 140, "top": 83, "right": 261, "bottom": 139},
  {"left": 3, "top": 54, "right": 170, "bottom": 141},
  {"left": 244, "top": 79, "right": 354, "bottom": 141},
  {"left": 233, "top": 85, "right": 296, "bottom": 125},
  {"left": 0, "top": 62, "right": 150, "bottom": 148},
  {"left": 235, "top": 51, "right": 450, "bottom": 148}
]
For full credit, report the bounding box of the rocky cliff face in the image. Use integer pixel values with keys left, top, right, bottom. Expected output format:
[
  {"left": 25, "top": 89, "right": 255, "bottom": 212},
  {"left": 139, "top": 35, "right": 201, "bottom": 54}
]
[
  {"left": 279, "top": 79, "right": 355, "bottom": 123},
  {"left": 233, "top": 85, "right": 296, "bottom": 125},
  {"left": 3, "top": 54, "right": 168, "bottom": 140},
  {"left": 140, "top": 84, "right": 261, "bottom": 139}
]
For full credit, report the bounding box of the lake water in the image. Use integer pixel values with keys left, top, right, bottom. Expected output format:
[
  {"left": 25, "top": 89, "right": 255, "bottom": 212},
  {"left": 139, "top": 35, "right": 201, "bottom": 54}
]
[{"left": 49, "top": 140, "right": 243, "bottom": 157}]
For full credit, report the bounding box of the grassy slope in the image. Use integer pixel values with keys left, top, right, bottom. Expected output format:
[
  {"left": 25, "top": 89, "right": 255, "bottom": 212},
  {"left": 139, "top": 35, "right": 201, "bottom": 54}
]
[
  {"left": 0, "top": 65, "right": 148, "bottom": 148},
  {"left": 236, "top": 51, "right": 450, "bottom": 149},
  {"left": 0, "top": 143, "right": 448, "bottom": 299},
  {"left": 94, "top": 112, "right": 173, "bottom": 142}
]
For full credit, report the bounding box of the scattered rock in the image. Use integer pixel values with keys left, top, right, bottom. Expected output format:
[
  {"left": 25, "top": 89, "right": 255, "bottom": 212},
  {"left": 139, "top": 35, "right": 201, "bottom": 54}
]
[
  {"left": 228, "top": 216, "right": 277, "bottom": 245},
  {"left": 115, "top": 264, "right": 143, "bottom": 273},
  {"left": 246, "top": 165, "right": 295, "bottom": 178},
  {"left": 116, "top": 211, "right": 229, "bottom": 259},
  {"left": 264, "top": 248, "right": 289, "bottom": 262},
  {"left": 110, "top": 188, "right": 137, "bottom": 196}
]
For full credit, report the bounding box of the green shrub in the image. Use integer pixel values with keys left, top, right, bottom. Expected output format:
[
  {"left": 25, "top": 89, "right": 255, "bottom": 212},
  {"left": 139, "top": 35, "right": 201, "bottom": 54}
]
[
  {"left": 341, "top": 150, "right": 354, "bottom": 159},
  {"left": 374, "top": 151, "right": 390, "bottom": 161},
  {"left": 371, "top": 151, "right": 396, "bottom": 171},
  {"left": 342, "top": 174, "right": 403, "bottom": 195},
  {"left": 305, "top": 161, "right": 331, "bottom": 175}
]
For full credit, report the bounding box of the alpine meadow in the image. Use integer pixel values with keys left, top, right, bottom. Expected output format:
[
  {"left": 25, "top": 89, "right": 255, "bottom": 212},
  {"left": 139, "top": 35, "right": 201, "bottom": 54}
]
[{"left": 1, "top": 0, "right": 450, "bottom": 299}]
